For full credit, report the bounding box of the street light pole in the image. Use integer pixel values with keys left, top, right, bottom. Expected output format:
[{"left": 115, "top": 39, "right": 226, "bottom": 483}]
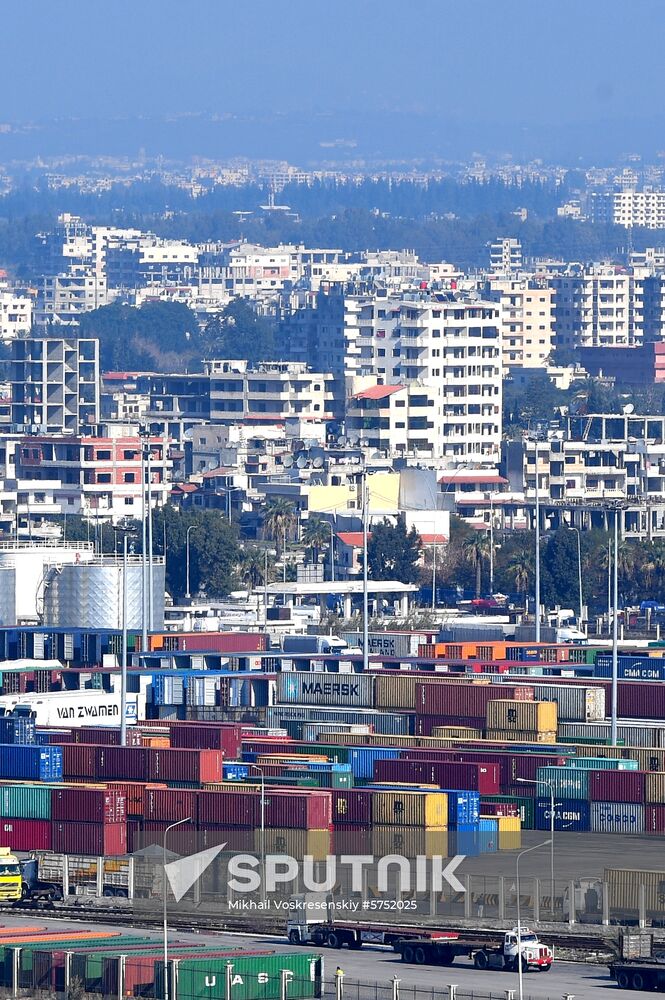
[
  {"left": 328, "top": 521, "right": 335, "bottom": 583},
  {"left": 163, "top": 816, "right": 192, "bottom": 1000},
  {"left": 121, "top": 533, "right": 128, "bottom": 747},
  {"left": 569, "top": 525, "right": 583, "bottom": 625},
  {"left": 248, "top": 764, "right": 266, "bottom": 905},
  {"left": 534, "top": 441, "right": 541, "bottom": 642},
  {"left": 140, "top": 439, "right": 147, "bottom": 651},
  {"left": 147, "top": 441, "right": 154, "bottom": 631},
  {"left": 362, "top": 468, "right": 369, "bottom": 674},
  {"left": 517, "top": 777, "right": 554, "bottom": 913},
  {"left": 185, "top": 525, "right": 197, "bottom": 601},
  {"left": 431, "top": 540, "right": 437, "bottom": 612},
  {"left": 611, "top": 504, "right": 620, "bottom": 746},
  {"left": 489, "top": 493, "right": 495, "bottom": 595},
  {"left": 516, "top": 839, "right": 552, "bottom": 1000}
]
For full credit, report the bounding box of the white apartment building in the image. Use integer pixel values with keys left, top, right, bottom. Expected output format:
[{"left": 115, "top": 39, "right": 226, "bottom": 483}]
[
  {"left": 485, "top": 278, "right": 555, "bottom": 367},
  {"left": 490, "top": 237, "right": 522, "bottom": 274},
  {"left": 0, "top": 292, "right": 32, "bottom": 341},
  {"left": 551, "top": 266, "right": 644, "bottom": 348},
  {"left": 613, "top": 189, "right": 665, "bottom": 229},
  {"left": 36, "top": 268, "right": 108, "bottom": 326},
  {"left": 345, "top": 383, "right": 442, "bottom": 458}
]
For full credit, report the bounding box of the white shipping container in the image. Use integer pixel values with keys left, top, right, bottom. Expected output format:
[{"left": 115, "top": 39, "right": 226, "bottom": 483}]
[
  {"left": 0, "top": 690, "right": 144, "bottom": 727},
  {"left": 591, "top": 802, "right": 645, "bottom": 834},
  {"left": 186, "top": 677, "right": 218, "bottom": 707},
  {"left": 558, "top": 722, "right": 663, "bottom": 747},
  {"left": 530, "top": 684, "right": 605, "bottom": 722}
]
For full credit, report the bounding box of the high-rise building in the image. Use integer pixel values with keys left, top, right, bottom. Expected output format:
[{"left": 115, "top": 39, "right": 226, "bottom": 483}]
[
  {"left": 11, "top": 337, "right": 100, "bottom": 433},
  {"left": 489, "top": 237, "right": 522, "bottom": 274}
]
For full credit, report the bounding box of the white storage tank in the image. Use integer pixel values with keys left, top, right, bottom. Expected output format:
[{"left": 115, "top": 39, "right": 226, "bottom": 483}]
[{"left": 42, "top": 555, "right": 165, "bottom": 629}]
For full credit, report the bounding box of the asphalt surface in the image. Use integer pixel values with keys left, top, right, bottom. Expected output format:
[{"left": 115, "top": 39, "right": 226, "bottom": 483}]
[{"left": 0, "top": 912, "right": 654, "bottom": 999}]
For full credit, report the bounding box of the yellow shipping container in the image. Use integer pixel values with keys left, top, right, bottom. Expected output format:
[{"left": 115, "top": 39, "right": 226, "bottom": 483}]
[
  {"left": 430, "top": 726, "right": 483, "bottom": 740},
  {"left": 495, "top": 815, "right": 522, "bottom": 851},
  {"left": 486, "top": 699, "right": 557, "bottom": 733},
  {"left": 645, "top": 772, "right": 665, "bottom": 804},
  {"left": 260, "top": 829, "right": 331, "bottom": 861},
  {"left": 371, "top": 826, "right": 449, "bottom": 859},
  {"left": 372, "top": 790, "right": 447, "bottom": 829},
  {"left": 485, "top": 729, "right": 558, "bottom": 745},
  {"left": 605, "top": 868, "right": 665, "bottom": 915}
]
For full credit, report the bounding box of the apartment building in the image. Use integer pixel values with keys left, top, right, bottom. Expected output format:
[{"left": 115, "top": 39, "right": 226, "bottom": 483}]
[
  {"left": 11, "top": 337, "right": 100, "bottom": 434},
  {"left": 205, "top": 359, "right": 343, "bottom": 426},
  {"left": 0, "top": 291, "right": 32, "bottom": 341},
  {"left": 345, "top": 384, "right": 442, "bottom": 457},
  {"left": 485, "top": 278, "right": 555, "bottom": 367},
  {"left": 551, "top": 266, "right": 644, "bottom": 348},
  {"left": 489, "top": 238, "right": 522, "bottom": 274}
]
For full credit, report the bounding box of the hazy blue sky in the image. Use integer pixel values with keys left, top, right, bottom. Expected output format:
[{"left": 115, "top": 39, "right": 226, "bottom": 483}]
[{"left": 3, "top": 0, "right": 663, "bottom": 124}]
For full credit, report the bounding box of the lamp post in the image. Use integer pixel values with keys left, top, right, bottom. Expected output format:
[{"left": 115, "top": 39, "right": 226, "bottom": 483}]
[
  {"left": 113, "top": 527, "right": 129, "bottom": 747},
  {"left": 515, "top": 839, "right": 551, "bottom": 1000},
  {"left": 147, "top": 440, "right": 154, "bottom": 631},
  {"left": 516, "top": 777, "right": 555, "bottom": 914},
  {"left": 534, "top": 440, "right": 541, "bottom": 642},
  {"left": 361, "top": 467, "right": 369, "bottom": 674},
  {"left": 248, "top": 763, "right": 266, "bottom": 905},
  {"left": 611, "top": 504, "right": 620, "bottom": 746},
  {"left": 140, "top": 437, "right": 148, "bottom": 650},
  {"left": 185, "top": 525, "right": 198, "bottom": 601},
  {"left": 163, "top": 816, "right": 192, "bottom": 1000},
  {"left": 568, "top": 525, "right": 584, "bottom": 626},
  {"left": 328, "top": 521, "right": 336, "bottom": 583}
]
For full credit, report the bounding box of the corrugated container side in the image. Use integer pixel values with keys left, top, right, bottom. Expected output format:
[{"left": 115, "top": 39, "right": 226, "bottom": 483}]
[
  {"left": 263, "top": 790, "right": 332, "bottom": 831},
  {"left": 51, "top": 821, "right": 127, "bottom": 855},
  {"left": 0, "top": 818, "right": 52, "bottom": 850},
  {"left": 144, "top": 788, "right": 197, "bottom": 823},
  {"left": 373, "top": 758, "right": 500, "bottom": 794},
  {"left": 535, "top": 766, "right": 589, "bottom": 800},
  {"left": 0, "top": 745, "right": 63, "bottom": 781},
  {"left": 370, "top": 827, "right": 448, "bottom": 859},
  {"left": 197, "top": 791, "right": 258, "bottom": 828},
  {"left": 330, "top": 789, "right": 373, "bottom": 826},
  {"left": 148, "top": 749, "right": 223, "bottom": 784},
  {"left": 0, "top": 784, "right": 52, "bottom": 820},
  {"left": 645, "top": 805, "right": 665, "bottom": 833},
  {"left": 486, "top": 700, "right": 557, "bottom": 733},
  {"left": 170, "top": 724, "right": 242, "bottom": 758},
  {"left": 644, "top": 772, "right": 665, "bottom": 804},
  {"left": 535, "top": 797, "right": 590, "bottom": 832},
  {"left": 591, "top": 802, "right": 645, "bottom": 834},
  {"left": 589, "top": 770, "right": 646, "bottom": 804},
  {"left": 371, "top": 790, "right": 447, "bottom": 829},
  {"left": 51, "top": 788, "right": 126, "bottom": 824},
  {"left": 416, "top": 683, "right": 534, "bottom": 718},
  {"left": 97, "top": 746, "right": 149, "bottom": 781},
  {"left": 275, "top": 672, "right": 375, "bottom": 709}
]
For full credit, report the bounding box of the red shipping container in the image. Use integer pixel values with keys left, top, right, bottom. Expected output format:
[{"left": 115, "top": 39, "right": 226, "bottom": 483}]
[
  {"left": 139, "top": 821, "right": 197, "bottom": 855},
  {"left": 62, "top": 743, "right": 100, "bottom": 779},
  {"left": 126, "top": 819, "right": 142, "bottom": 854},
  {"left": 74, "top": 726, "right": 143, "bottom": 747},
  {"left": 105, "top": 782, "right": 167, "bottom": 818},
  {"left": 148, "top": 631, "right": 267, "bottom": 653},
  {"left": 415, "top": 683, "right": 534, "bottom": 718},
  {"left": 589, "top": 770, "right": 646, "bottom": 804},
  {"left": 263, "top": 789, "right": 333, "bottom": 831},
  {"left": 618, "top": 683, "right": 665, "bottom": 721},
  {"left": 144, "top": 787, "right": 197, "bottom": 823},
  {"left": 170, "top": 723, "right": 243, "bottom": 758},
  {"left": 197, "top": 790, "right": 258, "bottom": 828},
  {"left": 52, "top": 821, "right": 127, "bottom": 856},
  {"left": 646, "top": 805, "right": 665, "bottom": 834},
  {"left": 414, "top": 716, "right": 486, "bottom": 735},
  {"left": 374, "top": 758, "right": 500, "bottom": 794},
  {"left": 331, "top": 789, "right": 373, "bottom": 826},
  {"left": 0, "top": 818, "right": 51, "bottom": 851},
  {"left": 52, "top": 787, "right": 126, "bottom": 824},
  {"left": 481, "top": 801, "right": 519, "bottom": 817},
  {"left": 98, "top": 747, "right": 150, "bottom": 782},
  {"left": 148, "top": 749, "right": 222, "bottom": 784}
]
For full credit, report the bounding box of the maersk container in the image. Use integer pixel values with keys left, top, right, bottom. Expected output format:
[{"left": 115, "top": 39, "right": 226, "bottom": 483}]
[
  {"left": 170, "top": 953, "right": 323, "bottom": 1000},
  {"left": 535, "top": 797, "right": 590, "bottom": 832},
  {"left": 341, "top": 630, "right": 424, "bottom": 659},
  {"left": 589, "top": 770, "right": 646, "bottom": 804},
  {"left": 0, "top": 783, "right": 52, "bottom": 820},
  {"left": 347, "top": 747, "right": 400, "bottom": 780},
  {"left": 0, "top": 744, "right": 62, "bottom": 781},
  {"left": 535, "top": 766, "right": 589, "bottom": 799},
  {"left": 591, "top": 802, "right": 645, "bottom": 834},
  {"left": 276, "top": 672, "right": 375, "bottom": 709}
]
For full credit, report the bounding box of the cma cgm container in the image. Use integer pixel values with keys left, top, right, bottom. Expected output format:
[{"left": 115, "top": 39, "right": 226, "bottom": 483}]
[
  {"left": 276, "top": 672, "right": 375, "bottom": 709},
  {"left": 52, "top": 821, "right": 127, "bottom": 855},
  {"left": 595, "top": 655, "right": 665, "bottom": 681},
  {"left": 588, "top": 770, "right": 646, "bottom": 804},
  {"left": 0, "top": 745, "right": 62, "bottom": 781},
  {"left": 591, "top": 802, "right": 645, "bottom": 834},
  {"left": 535, "top": 797, "right": 591, "bottom": 832},
  {"left": 51, "top": 787, "right": 126, "bottom": 824}
]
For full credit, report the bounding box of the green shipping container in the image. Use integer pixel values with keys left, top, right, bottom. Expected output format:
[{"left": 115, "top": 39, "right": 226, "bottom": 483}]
[
  {"left": 482, "top": 795, "right": 535, "bottom": 830},
  {"left": 0, "top": 783, "right": 52, "bottom": 819},
  {"left": 172, "top": 954, "right": 323, "bottom": 1000}
]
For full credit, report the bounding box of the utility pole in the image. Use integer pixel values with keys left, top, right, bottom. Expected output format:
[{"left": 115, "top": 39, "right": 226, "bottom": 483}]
[
  {"left": 534, "top": 440, "right": 541, "bottom": 642},
  {"left": 611, "top": 504, "right": 619, "bottom": 745},
  {"left": 120, "top": 533, "right": 128, "bottom": 746},
  {"left": 141, "top": 439, "right": 147, "bottom": 651},
  {"left": 362, "top": 468, "right": 369, "bottom": 674},
  {"left": 147, "top": 440, "right": 154, "bottom": 631}
]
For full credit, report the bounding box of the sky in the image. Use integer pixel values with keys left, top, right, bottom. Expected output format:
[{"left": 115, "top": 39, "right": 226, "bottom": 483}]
[{"left": 1, "top": 0, "right": 664, "bottom": 161}]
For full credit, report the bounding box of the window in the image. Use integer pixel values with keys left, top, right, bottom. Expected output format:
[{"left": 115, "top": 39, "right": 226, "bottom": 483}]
[
  {"left": 124, "top": 472, "right": 135, "bottom": 483},
  {"left": 124, "top": 497, "right": 133, "bottom": 505}
]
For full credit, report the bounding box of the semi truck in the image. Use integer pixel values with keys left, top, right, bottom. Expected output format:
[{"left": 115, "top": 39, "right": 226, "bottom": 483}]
[
  {"left": 286, "top": 909, "right": 553, "bottom": 972},
  {"left": 609, "top": 933, "right": 665, "bottom": 991},
  {"left": 0, "top": 848, "right": 62, "bottom": 904}
]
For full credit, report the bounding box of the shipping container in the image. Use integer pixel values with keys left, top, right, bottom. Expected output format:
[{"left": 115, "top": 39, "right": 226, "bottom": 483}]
[
  {"left": 330, "top": 789, "right": 372, "bottom": 827},
  {"left": 147, "top": 632, "right": 267, "bottom": 654},
  {"left": 170, "top": 723, "right": 243, "bottom": 758},
  {"left": 370, "top": 827, "right": 448, "bottom": 859},
  {"left": 263, "top": 790, "right": 332, "bottom": 831},
  {"left": 0, "top": 784, "right": 51, "bottom": 820},
  {"left": 52, "top": 821, "right": 127, "bottom": 855},
  {"left": 596, "top": 655, "right": 665, "bottom": 681},
  {"left": 645, "top": 772, "right": 665, "bottom": 804},
  {"left": 275, "top": 672, "right": 375, "bottom": 709},
  {"left": 0, "top": 745, "right": 62, "bottom": 782},
  {"left": 371, "top": 790, "right": 447, "bottom": 829},
  {"left": 535, "top": 797, "right": 590, "bottom": 832},
  {"left": 535, "top": 766, "right": 589, "bottom": 800},
  {"left": 564, "top": 757, "right": 638, "bottom": 771},
  {"left": 51, "top": 787, "right": 126, "bottom": 824},
  {"left": 483, "top": 794, "right": 534, "bottom": 829},
  {"left": 605, "top": 867, "right": 665, "bottom": 914},
  {"left": 144, "top": 787, "right": 197, "bottom": 823},
  {"left": 197, "top": 790, "right": 259, "bottom": 828},
  {"left": 589, "top": 770, "right": 646, "bottom": 804},
  {"left": 148, "top": 749, "right": 223, "bottom": 785},
  {"left": 529, "top": 683, "right": 606, "bottom": 722},
  {"left": 496, "top": 814, "right": 521, "bottom": 851},
  {"left": 260, "top": 829, "right": 331, "bottom": 861},
  {"left": 485, "top": 730, "right": 558, "bottom": 744},
  {"left": 347, "top": 747, "right": 400, "bottom": 780},
  {"left": 416, "top": 683, "right": 534, "bottom": 718},
  {"left": 171, "top": 953, "right": 323, "bottom": 1000},
  {"left": 373, "top": 758, "right": 500, "bottom": 795},
  {"left": 591, "top": 802, "right": 645, "bottom": 834},
  {"left": 486, "top": 700, "right": 557, "bottom": 733},
  {"left": 0, "top": 818, "right": 52, "bottom": 850}
]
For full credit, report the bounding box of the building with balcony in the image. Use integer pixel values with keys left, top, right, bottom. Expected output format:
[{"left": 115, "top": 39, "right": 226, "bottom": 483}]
[{"left": 11, "top": 337, "right": 100, "bottom": 434}]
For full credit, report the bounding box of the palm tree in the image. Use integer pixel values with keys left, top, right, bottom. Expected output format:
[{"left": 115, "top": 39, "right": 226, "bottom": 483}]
[
  {"left": 463, "top": 533, "right": 491, "bottom": 599},
  {"left": 302, "top": 516, "right": 330, "bottom": 564},
  {"left": 506, "top": 551, "right": 532, "bottom": 600},
  {"left": 237, "top": 547, "right": 269, "bottom": 590},
  {"left": 263, "top": 497, "right": 297, "bottom": 557}
]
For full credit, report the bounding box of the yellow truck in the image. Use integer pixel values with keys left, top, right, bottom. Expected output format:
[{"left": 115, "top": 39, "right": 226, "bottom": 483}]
[{"left": 0, "top": 847, "right": 23, "bottom": 902}]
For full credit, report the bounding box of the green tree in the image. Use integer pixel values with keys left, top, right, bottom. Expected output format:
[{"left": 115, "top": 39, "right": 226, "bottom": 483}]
[
  {"left": 236, "top": 545, "right": 274, "bottom": 590},
  {"left": 263, "top": 497, "right": 297, "bottom": 557},
  {"left": 78, "top": 300, "right": 201, "bottom": 372},
  {"left": 540, "top": 527, "right": 581, "bottom": 608},
  {"left": 149, "top": 506, "right": 240, "bottom": 599},
  {"left": 463, "top": 533, "right": 491, "bottom": 599},
  {"left": 302, "top": 516, "right": 330, "bottom": 564},
  {"left": 366, "top": 519, "right": 421, "bottom": 584},
  {"left": 202, "top": 299, "right": 275, "bottom": 366}
]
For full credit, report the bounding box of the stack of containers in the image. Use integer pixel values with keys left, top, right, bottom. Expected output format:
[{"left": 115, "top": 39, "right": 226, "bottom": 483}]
[
  {"left": 370, "top": 789, "right": 448, "bottom": 859},
  {"left": 51, "top": 787, "right": 127, "bottom": 855},
  {"left": 0, "top": 712, "right": 36, "bottom": 745},
  {"left": 485, "top": 699, "right": 558, "bottom": 744},
  {"left": 414, "top": 682, "right": 535, "bottom": 730}
]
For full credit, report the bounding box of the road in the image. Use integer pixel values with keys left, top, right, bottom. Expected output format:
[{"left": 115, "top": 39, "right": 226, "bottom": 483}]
[{"left": 0, "top": 911, "right": 653, "bottom": 999}]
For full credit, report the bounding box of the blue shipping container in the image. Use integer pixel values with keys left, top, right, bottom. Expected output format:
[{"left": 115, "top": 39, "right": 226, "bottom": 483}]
[
  {"left": 449, "top": 823, "right": 481, "bottom": 857},
  {"left": 535, "top": 797, "right": 590, "bottom": 832},
  {"left": 444, "top": 790, "right": 480, "bottom": 825},
  {"left": 595, "top": 655, "right": 665, "bottom": 681},
  {"left": 0, "top": 745, "right": 63, "bottom": 782},
  {"left": 223, "top": 763, "right": 249, "bottom": 781},
  {"left": 347, "top": 748, "right": 400, "bottom": 780}
]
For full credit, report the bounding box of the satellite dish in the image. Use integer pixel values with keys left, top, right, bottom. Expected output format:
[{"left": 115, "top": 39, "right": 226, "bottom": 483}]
[
  {"left": 312, "top": 456, "right": 324, "bottom": 469},
  {"left": 304, "top": 438, "right": 318, "bottom": 449},
  {"left": 293, "top": 440, "right": 305, "bottom": 452},
  {"left": 282, "top": 454, "right": 294, "bottom": 468},
  {"left": 623, "top": 403, "right": 635, "bottom": 414},
  {"left": 296, "top": 455, "right": 308, "bottom": 469},
  {"left": 337, "top": 437, "right": 347, "bottom": 448},
  {"left": 360, "top": 438, "right": 370, "bottom": 447}
]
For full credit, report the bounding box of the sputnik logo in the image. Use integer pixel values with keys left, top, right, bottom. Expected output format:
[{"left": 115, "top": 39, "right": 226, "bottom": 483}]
[{"left": 164, "top": 843, "right": 227, "bottom": 902}]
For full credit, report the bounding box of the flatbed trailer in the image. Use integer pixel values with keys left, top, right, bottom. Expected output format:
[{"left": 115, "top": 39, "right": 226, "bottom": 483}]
[
  {"left": 609, "top": 961, "right": 665, "bottom": 991},
  {"left": 287, "top": 917, "right": 458, "bottom": 950},
  {"left": 395, "top": 928, "right": 553, "bottom": 972}
]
